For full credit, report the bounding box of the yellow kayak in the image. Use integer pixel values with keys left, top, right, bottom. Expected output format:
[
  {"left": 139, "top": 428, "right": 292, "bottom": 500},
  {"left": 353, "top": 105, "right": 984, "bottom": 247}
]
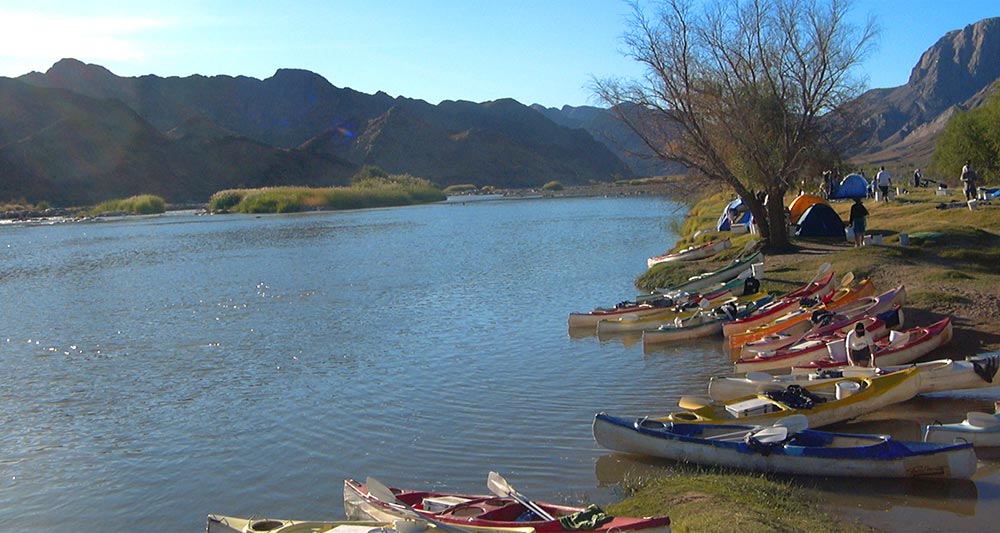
[{"left": 657, "top": 367, "right": 920, "bottom": 429}]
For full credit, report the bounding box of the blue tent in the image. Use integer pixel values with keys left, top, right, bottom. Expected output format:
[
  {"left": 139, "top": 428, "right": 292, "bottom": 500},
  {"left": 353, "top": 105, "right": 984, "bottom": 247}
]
[
  {"left": 829, "top": 173, "right": 869, "bottom": 199},
  {"left": 716, "top": 198, "right": 753, "bottom": 231},
  {"left": 795, "top": 203, "right": 845, "bottom": 237}
]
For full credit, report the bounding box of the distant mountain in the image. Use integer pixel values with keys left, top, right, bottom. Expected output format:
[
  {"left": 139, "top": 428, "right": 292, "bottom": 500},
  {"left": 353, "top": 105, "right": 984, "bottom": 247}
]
[
  {"left": 0, "top": 78, "right": 355, "bottom": 205},
  {"left": 841, "top": 17, "right": 1000, "bottom": 166},
  {"left": 8, "top": 59, "right": 630, "bottom": 205},
  {"left": 531, "top": 103, "right": 685, "bottom": 178}
]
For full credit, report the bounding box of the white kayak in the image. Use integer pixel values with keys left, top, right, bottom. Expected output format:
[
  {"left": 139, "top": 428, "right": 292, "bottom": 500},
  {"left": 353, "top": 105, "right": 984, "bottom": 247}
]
[{"left": 924, "top": 401, "right": 1000, "bottom": 447}]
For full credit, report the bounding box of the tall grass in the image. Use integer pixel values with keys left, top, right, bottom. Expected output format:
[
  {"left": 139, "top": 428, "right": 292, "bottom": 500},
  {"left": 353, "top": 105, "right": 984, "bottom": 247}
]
[
  {"left": 209, "top": 176, "right": 445, "bottom": 214},
  {"left": 87, "top": 194, "right": 166, "bottom": 215}
]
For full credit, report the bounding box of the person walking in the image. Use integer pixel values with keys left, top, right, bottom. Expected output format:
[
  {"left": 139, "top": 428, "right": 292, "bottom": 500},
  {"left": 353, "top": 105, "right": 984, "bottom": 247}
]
[
  {"left": 961, "top": 160, "right": 977, "bottom": 201},
  {"left": 913, "top": 168, "right": 922, "bottom": 188},
  {"left": 849, "top": 197, "right": 868, "bottom": 247},
  {"left": 876, "top": 166, "right": 891, "bottom": 202}
]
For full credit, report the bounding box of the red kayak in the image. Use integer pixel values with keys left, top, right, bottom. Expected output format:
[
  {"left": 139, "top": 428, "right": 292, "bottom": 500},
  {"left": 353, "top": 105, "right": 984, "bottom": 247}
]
[{"left": 343, "top": 477, "right": 671, "bottom": 533}]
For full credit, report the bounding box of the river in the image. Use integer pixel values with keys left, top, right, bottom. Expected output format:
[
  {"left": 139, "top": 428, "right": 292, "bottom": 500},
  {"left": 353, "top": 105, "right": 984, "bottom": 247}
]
[{"left": 0, "top": 196, "right": 996, "bottom": 532}]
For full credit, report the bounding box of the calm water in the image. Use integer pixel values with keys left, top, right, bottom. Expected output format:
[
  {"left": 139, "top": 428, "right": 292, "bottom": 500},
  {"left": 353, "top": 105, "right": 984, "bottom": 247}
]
[{"left": 0, "top": 196, "right": 996, "bottom": 532}]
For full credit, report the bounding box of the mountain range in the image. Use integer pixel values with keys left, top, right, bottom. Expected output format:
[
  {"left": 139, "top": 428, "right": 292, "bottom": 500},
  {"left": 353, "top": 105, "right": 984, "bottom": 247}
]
[{"left": 1, "top": 16, "right": 998, "bottom": 206}]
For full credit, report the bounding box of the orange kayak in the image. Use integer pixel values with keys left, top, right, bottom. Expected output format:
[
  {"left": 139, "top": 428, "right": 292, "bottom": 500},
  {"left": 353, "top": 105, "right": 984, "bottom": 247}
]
[{"left": 727, "top": 278, "right": 876, "bottom": 357}]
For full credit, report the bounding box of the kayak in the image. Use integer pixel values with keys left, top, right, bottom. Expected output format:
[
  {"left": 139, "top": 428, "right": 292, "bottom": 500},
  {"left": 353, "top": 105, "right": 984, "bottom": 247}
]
[
  {"left": 657, "top": 367, "right": 920, "bottom": 428},
  {"left": 343, "top": 478, "right": 671, "bottom": 533},
  {"left": 569, "top": 278, "right": 746, "bottom": 329},
  {"left": 638, "top": 250, "right": 764, "bottom": 302},
  {"left": 791, "top": 318, "right": 953, "bottom": 373},
  {"left": 205, "top": 516, "right": 483, "bottom": 533},
  {"left": 924, "top": 401, "right": 1000, "bottom": 446},
  {"left": 708, "top": 352, "right": 1000, "bottom": 402},
  {"left": 732, "top": 309, "right": 898, "bottom": 374},
  {"left": 647, "top": 238, "right": 731, "bottom": 268},
  {"left": 596, "top": 289, "right": 768, "bottom": 334},
  {"left": 641, "top": 294, "right": 774, "bottom": 346},
  {"left": 726, "top": 281, "right": 899, "bottom": 357},
  {"left": 593, "top": 412, "right": 977, "bottom": 479},
  {"left": 720, "top": 269, "right": 839, "bottom": 337}
]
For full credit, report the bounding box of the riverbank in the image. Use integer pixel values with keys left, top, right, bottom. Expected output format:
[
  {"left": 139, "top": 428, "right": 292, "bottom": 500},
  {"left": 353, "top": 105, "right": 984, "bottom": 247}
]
[{"left": 607, "top": 188, "right": 1000, "bottom": 531}]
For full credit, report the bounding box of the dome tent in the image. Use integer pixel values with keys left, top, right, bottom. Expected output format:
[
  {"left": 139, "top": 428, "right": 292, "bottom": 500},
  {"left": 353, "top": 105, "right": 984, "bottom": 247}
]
[
  {"left": 829, "top": 174, "right": 869, "bottom": 199},
  {"left": 795, "top": 203, "right": 845, "bottom": 237},
  {"left": 788, "top": 193, "right": 827, "bottom": 224},
  {"left": 716, "top": 197, "right": 753, "bottom": 231}
]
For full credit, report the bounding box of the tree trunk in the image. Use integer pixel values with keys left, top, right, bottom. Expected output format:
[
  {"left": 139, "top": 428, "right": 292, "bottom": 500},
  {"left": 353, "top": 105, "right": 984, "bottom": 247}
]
[{"left": 763, "top": 194, "right": 792, "bottom": 253}]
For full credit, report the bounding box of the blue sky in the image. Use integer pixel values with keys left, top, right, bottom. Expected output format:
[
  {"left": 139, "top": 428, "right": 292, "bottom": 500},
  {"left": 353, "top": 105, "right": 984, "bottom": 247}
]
[{"left": 0, "top": 1, "right": 996, "bottom": 108}]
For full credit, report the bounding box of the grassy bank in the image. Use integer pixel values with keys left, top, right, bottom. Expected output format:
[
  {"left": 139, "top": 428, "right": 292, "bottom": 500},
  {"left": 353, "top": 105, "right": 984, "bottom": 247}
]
[
  {"left": 209, "top": 176, "right": 445, "bottom": 214},
  {"left": 607, "top": 468, "right": 874, "bottom": 532}
]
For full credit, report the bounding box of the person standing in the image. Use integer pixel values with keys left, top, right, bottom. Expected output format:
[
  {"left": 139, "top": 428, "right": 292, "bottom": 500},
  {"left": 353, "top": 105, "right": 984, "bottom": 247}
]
[
  {"left": 849, "top": 197, "right": 868, "bottom": 247},
  {"left": 846, "top": 322, "right": 877, "bottom": 367},
  {"left": 876, "top": 166, "right": 891, "bottom": 202},
  {"left": 961, "top": 160, "right": 977, "bottom": 201},
  {"left": 913, "top": 168, "right": 922, "bottom": 188}
]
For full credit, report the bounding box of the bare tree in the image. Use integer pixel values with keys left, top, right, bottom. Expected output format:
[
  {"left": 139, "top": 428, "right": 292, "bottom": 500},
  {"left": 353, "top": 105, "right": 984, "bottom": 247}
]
[{"left": 595, "top": 0, "right": 876, "bottom": 252}]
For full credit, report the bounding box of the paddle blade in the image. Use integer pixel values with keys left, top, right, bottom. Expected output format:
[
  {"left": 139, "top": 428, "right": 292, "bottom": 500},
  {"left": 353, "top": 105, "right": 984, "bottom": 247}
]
[
  {"left": 366, "top": 477, "right": 400, "bottom": 504},
  {"left": 773, "top": 414, "right": 809, "bottom": 433},
  {"left": 678, "top": 396, "right": 711, "bottom": 410},
  {"left": 839, "top": 272, "right": 855, "bottom": 288},
  {"left": 486, "top": 471, "right": 512, "bottom": 498},
  {"left": 807, "top": 262, "right": 832, "bottom": 285},
  {"left": 750, "top": 426, "right": 789, "bottom": 444}
]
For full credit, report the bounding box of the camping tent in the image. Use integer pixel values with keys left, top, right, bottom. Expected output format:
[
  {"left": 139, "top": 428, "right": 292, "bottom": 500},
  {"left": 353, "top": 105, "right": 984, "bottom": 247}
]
[
  {"left": 795, "top": 203, "right": 845, "bottom": 237},
  {"left": 829, "top": 173, "right": 870, "bottom": 199},
  {"left": 716, "top": 197, "right": 753, "bottom": 231},
  {"left": 788, "top": 193, "right": 827, "bottom": 223}
]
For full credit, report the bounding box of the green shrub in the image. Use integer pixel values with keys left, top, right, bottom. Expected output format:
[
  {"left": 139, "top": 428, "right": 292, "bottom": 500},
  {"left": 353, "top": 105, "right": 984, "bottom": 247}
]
[
  {"left": 88, "top": 194, "right": 166, "bottom": 215},
  {"left": 542, "top": 181, "right": 564, "bottom": 191},
  {"left": 210, "top": 177, "right": 446, "bottom": 215}
]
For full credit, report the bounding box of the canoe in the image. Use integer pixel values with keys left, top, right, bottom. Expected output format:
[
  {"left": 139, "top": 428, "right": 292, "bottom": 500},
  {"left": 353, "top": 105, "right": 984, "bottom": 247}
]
[
  {"left": 637, "top": 250, "right": 764, "bottom": 302},
  {"left": 592, "top": 412, "right": 977, "bottom": 479},
  {"left": 924, "top": 401, "right": 1000, "bottom": 446},
  {"left": 708, "top": 352, "right": 1000, "bottom": 402},
  {"left": 731, "top": 309, "right": 898, "bottom": 374},
  {"left": 641, "top": 294, "right": 774, "bottom": 346},
  {"left": 726, "top": 281, "right": 898, "bottom": 357},
  {"left": 791, "top": 318, "right": 953, "bottom": 373},
  {"left": 735, "top": 289, "right": 903, "bottom": 358},
  {"left": 343, "top": 478, "right": 671, "bottom": 533},
  {"left": 569, "top": 277, "right": 746, "bottom": 329},
  {"left": 597, "top": 289, "right": 768, "bottom": 334},
  {"left": 647, "top": 238, "right": 731, "bottom": 268},
  {"left": 720, "top": 270, "right": 839, "bottom": 337},
  {"left": 205, "top": 516, "right": 477, "bottom": 533},
  {"left": 658, "top": 367, "right": 920, "bottom": 428}
]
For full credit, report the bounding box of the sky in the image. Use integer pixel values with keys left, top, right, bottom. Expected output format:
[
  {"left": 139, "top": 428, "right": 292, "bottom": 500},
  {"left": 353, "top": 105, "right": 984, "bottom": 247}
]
[{"left": 0, "top": 1, "right": 997, "bottom": 109}]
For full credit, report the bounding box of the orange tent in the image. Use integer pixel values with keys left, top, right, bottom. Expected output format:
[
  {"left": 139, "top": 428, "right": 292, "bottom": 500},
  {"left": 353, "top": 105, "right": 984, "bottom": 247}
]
[{"left": 788, "top": 193, "right": 827, "bottom": 224}]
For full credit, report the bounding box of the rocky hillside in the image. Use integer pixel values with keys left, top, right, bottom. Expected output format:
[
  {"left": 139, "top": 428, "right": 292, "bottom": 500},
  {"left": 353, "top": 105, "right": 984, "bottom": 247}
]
[
  {"left": 842, "top": 17, "right": 1000, "bottom": 165},
  {"left": 6, "top": 59, "right": 629, "bottom": 205}
]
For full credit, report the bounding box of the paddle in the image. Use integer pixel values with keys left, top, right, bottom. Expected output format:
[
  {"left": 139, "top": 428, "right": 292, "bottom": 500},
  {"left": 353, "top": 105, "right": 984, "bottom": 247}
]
[
  {"left": 486, "top": 471, "right": 556, "bottom": 522},
  {"left": 677, "top": 395, "right": 712, "bottom": 410},
  {"left": 839, "top": 272, "right": 855, "bottom": 288},
  {"left": 365, "top": 477, "right": 474, "bottom": 533},
  {"left": 710, "top": 414, "right": 809, "bottom": 442},
  {"left": 805, "top": 262, "right": 832, "bottom": 287}
]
